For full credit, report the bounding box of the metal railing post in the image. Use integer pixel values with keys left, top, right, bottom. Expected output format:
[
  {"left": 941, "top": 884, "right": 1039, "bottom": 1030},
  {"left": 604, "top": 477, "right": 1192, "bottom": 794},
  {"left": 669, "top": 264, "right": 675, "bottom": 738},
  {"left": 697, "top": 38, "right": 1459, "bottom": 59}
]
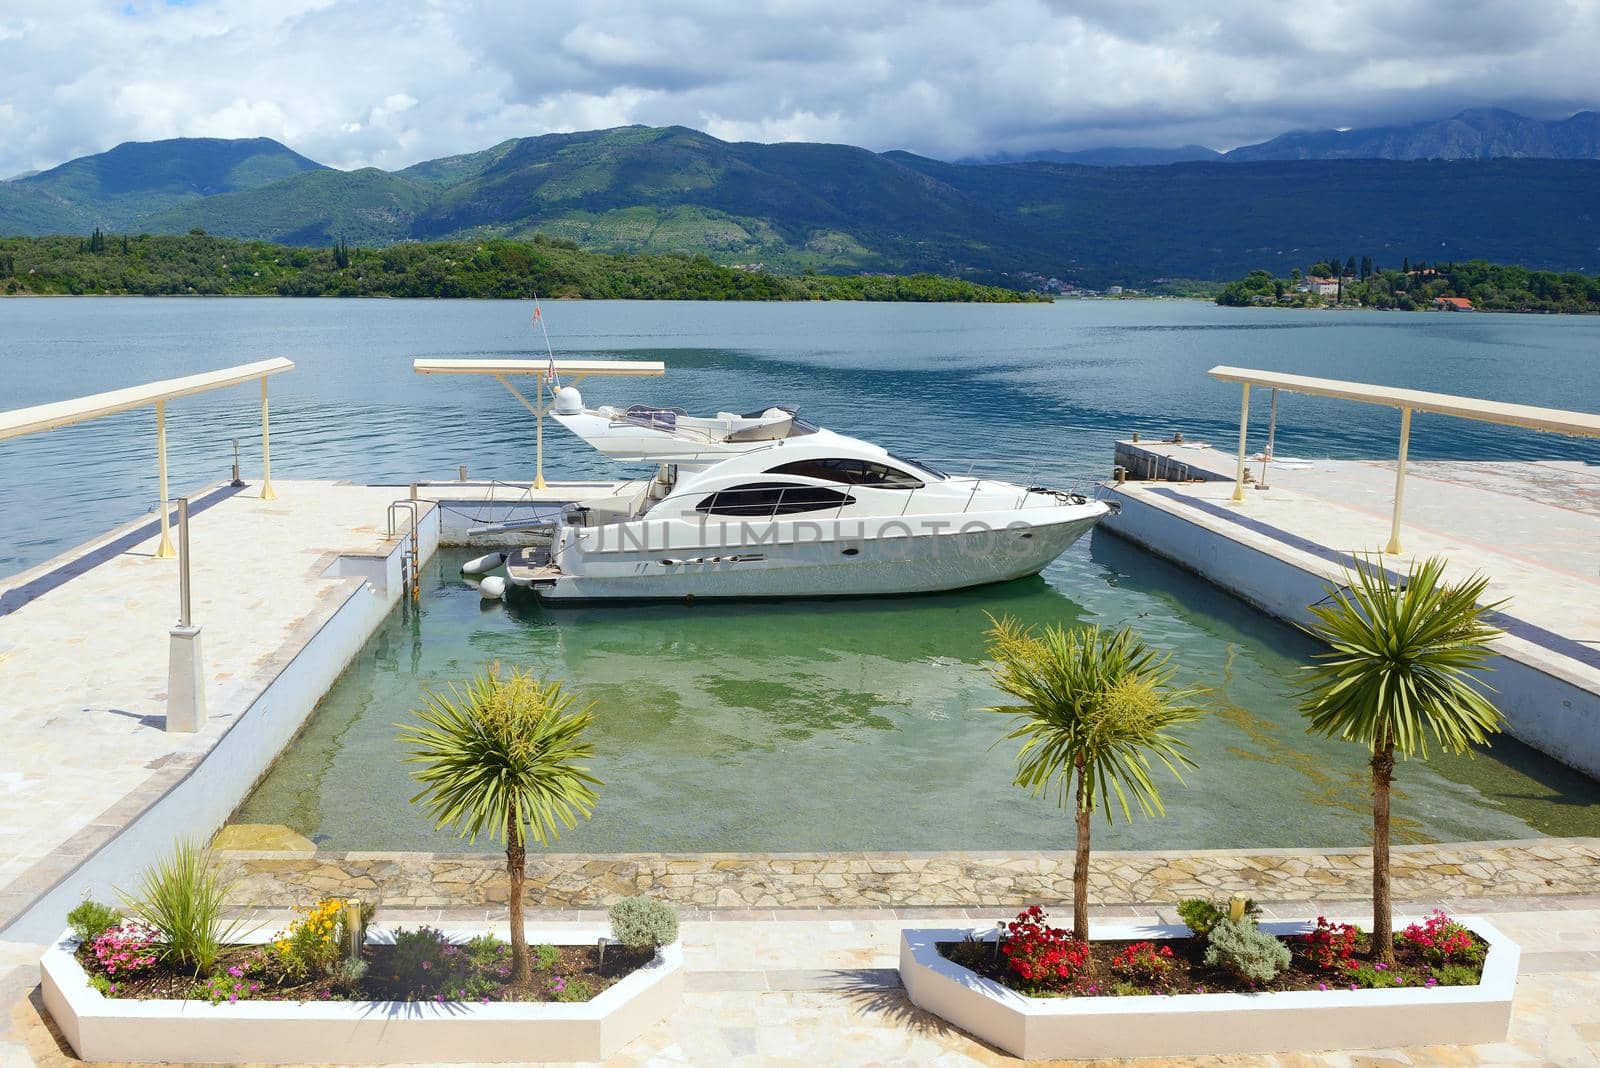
[
  {"left": 154, "top": 400, "right": 175, "bottom": 558},
  {"left": 259, "top": 376, "right": 277, "bottom": 501},
  {"left": 166, "top": 496, "right": 205, "bottom": 732},
  {"left": 1260, "top": 388, "right": 1278, "bottom": 489},
  {"left": 1231, "top": 383, "right": 1251, "bottom": 502},
  {"left": 1385, "top": 407, "right": 1412, "bottom": 554},
  {"left": 177, "top": 498, "right": 192, "bottom": 627}
]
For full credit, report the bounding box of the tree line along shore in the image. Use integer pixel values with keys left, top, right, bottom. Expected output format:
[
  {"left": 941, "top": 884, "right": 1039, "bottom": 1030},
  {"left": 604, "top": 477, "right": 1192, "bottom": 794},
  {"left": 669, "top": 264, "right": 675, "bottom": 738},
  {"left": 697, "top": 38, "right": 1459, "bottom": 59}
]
[
  {"left": 1216, "top": 256, "right": 1600, "bottom": 314},
  {"left": 0, "top": 231, "right": 1048, "bottom": 303}
]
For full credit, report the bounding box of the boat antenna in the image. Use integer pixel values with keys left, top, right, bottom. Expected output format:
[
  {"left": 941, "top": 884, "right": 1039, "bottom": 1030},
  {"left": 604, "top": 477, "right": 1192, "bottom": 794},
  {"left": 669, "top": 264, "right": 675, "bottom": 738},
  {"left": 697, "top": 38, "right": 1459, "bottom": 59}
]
[{"left": 531, "top": 294, "right": 560, "bottom": 395}]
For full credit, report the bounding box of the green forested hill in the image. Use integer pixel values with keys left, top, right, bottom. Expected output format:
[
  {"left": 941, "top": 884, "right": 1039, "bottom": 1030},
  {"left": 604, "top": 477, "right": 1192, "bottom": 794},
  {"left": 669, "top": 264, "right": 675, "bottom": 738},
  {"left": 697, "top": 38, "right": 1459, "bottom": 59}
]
[
  {"left": 0, "top": 137, "right": 324, "bottom": 235},
  {"left": 3, "top": 126, "right": 1598, "bottom": 286},
  {"left": 0, "top": 232, "right": 1044, "bottom": 302}
]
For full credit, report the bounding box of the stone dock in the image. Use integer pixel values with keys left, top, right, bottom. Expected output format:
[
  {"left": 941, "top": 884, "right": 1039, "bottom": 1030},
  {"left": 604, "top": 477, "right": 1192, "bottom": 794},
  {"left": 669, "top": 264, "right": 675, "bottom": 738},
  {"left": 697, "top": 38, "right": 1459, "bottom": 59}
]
[
  {"left": 217, "top": 836, "right": 1600, "bottom": 911},
  {"left": 0, "top": 474, "right": 640, "bottom": 941},
  {"left": 1103, "top": 442, "right": 1600, "bottom": 779}
]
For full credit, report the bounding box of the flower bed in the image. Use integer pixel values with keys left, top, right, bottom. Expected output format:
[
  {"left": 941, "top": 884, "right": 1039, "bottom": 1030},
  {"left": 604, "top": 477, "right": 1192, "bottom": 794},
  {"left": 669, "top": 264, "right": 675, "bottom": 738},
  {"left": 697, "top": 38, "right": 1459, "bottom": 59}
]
[
  {"left": 42, "top": 924, "right": 684, "bottom": 1064},
  {"left": 900, "top": 911, "right": 1519, "bottom": 1061}
]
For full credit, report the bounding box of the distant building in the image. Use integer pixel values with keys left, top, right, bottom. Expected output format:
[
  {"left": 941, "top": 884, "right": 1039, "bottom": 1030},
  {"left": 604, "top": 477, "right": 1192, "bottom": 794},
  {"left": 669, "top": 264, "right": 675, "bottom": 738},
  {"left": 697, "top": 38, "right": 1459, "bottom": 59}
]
[
  {"left": 1304, "top": 276, "right": 1339, "bottom": 297},
  {"left": 1108, "top": 285, "right": 1124, "bottom": 295},
  {"left": 1433, "top": 296, "right": 1474, "bottom": 311}
]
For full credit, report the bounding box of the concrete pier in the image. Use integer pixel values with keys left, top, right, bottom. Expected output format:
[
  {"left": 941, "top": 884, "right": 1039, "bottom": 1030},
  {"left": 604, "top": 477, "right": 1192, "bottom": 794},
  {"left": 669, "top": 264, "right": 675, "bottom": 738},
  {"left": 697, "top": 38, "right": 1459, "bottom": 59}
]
[
  {"left": 1102, "top": 441, "right": 1600, "bottom": 777},
  {"left": 0, "top": 480, "right": 443, "bottom": 939}
]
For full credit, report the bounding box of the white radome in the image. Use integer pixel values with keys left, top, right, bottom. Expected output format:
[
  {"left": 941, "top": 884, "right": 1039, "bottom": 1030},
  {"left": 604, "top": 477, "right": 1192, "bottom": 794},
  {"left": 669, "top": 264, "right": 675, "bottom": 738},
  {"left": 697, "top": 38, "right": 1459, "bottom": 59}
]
[{"left": 553, "top": 386, "right": 584, "bottom": 415}]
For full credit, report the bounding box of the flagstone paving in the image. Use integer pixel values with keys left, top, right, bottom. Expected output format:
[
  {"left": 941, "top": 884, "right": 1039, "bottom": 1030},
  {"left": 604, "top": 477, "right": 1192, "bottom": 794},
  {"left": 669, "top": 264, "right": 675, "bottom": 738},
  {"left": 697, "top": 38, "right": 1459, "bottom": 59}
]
[
  {"left": 3, "top": 897, "right": 1599, "bottom": 1066},
  {"left": 0, "top": 481, "right": 414, "bottom": 931},
  {"left": 217, "top": 835, "right": 1600, "bottom": 911}
]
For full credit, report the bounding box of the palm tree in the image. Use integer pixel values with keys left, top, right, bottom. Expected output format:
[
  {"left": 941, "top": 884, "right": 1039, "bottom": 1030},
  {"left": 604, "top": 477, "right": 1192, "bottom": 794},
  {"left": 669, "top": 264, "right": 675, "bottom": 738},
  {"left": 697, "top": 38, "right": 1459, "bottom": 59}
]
[
  {"left": 399, "top": 664, "right": 602, "bottom": 982},
  {"left": 1299, "top": 557, "right": 1503, "bottom": 963},
  {"left": 986, "top": 617, "right": 1204, "bottom": 941}
]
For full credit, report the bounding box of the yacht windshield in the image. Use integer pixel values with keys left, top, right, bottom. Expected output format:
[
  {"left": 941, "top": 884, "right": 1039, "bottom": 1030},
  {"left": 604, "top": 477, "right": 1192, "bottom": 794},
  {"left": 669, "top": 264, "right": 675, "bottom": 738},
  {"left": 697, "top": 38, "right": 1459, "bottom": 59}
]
[{"left": 887, "top": 452, "right": 947, "bottom": 480}]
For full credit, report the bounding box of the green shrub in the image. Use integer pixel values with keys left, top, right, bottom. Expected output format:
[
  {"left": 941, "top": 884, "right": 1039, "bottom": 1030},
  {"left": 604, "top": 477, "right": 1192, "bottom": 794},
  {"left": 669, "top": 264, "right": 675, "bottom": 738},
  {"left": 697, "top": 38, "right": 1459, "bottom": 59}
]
[
  {"left": 1347, "top": 962, "right": 1402, "bottom": 988},
  {"left": 549, "top": 974, "right": 594, "bottom": 1002},
  {"left": 1202, "top": 917, "right": 1290, "bottom": 984},
  {"left": 385, "top": 926, "right": 465, "bottom": 997},
  {"left": 533, "top": 943, "right": 560, "bottom": 971},
  {"left": 608, "top": 896, "right": 678, "bottom": 951},
  {"left": 1177, "top": 896, "right": 1260, "bottom": 939},
  {"left": 67, "top": 899, "right": 122, "bottom": 944},
  {"left": 1433, "top": 964, "right": 1480, "bottom": 987},
  {"left": 118, "top": 840, "right": 244, "bottom": 977},
  {"left": 464, "top": 933, "right": 508, "bottom": 967}
]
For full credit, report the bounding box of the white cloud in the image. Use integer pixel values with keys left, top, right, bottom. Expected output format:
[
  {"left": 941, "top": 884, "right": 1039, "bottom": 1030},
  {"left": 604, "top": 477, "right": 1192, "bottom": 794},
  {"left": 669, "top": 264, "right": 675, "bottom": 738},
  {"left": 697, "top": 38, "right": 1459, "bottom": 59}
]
[{"left": 0, "top": 0, "right": 1596, "bottom": 176}]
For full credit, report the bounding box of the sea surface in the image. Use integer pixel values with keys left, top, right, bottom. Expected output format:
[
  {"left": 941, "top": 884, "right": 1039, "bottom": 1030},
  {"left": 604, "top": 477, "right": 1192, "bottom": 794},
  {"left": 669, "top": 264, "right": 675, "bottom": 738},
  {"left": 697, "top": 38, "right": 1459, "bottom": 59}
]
[{"left": 5, "top": 297, "right": 1599, "bottom": 852}]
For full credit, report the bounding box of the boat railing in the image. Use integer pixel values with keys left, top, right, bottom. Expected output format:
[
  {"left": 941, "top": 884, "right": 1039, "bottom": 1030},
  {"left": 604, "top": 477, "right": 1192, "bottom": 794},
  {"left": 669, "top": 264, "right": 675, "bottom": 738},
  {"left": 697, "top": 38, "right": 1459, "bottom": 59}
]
[{"left": 660, "top": 468, "right": 1098, "bottom": 522}]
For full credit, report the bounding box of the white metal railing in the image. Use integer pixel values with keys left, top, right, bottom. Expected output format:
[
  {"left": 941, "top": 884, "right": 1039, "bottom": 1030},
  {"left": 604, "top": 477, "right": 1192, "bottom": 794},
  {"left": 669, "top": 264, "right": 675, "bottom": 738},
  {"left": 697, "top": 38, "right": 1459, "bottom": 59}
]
[
  {"left": 0, "top": 358, "right": 293, "bottom": 559},
  {"left": 636, "top": 468, "right": 1096, "bottom": 524}
]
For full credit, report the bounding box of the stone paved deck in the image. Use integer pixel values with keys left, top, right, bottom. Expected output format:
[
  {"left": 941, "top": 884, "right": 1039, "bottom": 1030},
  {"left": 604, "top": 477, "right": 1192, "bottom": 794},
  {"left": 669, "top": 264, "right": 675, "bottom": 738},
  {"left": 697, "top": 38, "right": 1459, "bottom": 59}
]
[
  {"left": 1109, "top": 451, "right": 1600, "bottom": 695},
  {"left": 217, "top": 837, "right": 1600, "bottom": 911},
  {"left": 5, "top": 896, "right": 1599, "bottom": 1066},
  {"left": 0, "top": 481, "right": 413, "bottom": 931}
]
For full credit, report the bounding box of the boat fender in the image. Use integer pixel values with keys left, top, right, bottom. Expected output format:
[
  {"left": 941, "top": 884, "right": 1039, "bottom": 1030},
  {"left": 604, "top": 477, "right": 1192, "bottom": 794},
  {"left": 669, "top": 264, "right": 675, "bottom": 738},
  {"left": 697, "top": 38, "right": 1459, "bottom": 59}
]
[
  {"left": 478, "top": 575, "right": 507, "bottom": 600},
  {"left": 461, "top": 551, "right": 506, "bottom": 575}
]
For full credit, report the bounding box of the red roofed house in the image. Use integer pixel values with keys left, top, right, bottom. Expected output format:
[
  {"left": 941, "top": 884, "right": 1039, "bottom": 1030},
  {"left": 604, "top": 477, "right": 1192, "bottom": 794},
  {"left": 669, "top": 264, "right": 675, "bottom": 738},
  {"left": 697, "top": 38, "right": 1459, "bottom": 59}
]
[{"left": 1432, "top": 296, "right": 1474, "bottom": 311}]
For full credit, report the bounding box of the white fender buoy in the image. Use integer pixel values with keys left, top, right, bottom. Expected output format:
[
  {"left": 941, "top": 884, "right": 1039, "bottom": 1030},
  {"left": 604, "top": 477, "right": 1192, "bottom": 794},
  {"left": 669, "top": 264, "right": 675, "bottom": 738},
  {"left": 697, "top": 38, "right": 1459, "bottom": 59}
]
[
  {"left": 461, "top": 551, "right": 506, "bottom": 575},
  {"left": 478, "top": 575, "right": 507, "bottom": 600}
]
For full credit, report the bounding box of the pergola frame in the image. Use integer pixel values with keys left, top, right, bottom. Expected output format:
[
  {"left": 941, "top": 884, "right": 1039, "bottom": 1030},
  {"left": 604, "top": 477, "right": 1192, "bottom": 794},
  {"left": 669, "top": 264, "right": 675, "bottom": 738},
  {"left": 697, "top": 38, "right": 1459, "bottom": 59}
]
[
  {"left": 1208, "top": 365, "right": 1600, "bottom": 554},
  {"left": 0, "top": 358, "right": 295, "bottom": 558},
  {"left": 413, "top": 358, "right": 665, "bottom": 488}
]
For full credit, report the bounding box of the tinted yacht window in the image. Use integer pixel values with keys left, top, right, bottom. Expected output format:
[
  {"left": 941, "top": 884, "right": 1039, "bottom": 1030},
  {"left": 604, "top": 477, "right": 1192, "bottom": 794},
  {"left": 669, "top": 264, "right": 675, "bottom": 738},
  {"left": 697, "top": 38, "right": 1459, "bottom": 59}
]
[
  {"left": 766, "top": 458, "right": 924, "bottom": 489},
  {"left": 694, "top": 481, "right": 856, "bottom": 516}
]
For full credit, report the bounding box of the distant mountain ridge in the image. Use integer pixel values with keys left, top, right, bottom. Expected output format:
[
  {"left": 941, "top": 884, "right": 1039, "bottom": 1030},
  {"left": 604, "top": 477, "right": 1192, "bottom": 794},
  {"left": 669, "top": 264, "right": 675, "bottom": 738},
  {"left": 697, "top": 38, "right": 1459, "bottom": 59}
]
[
  {"left": 981, "top": 108, "right": 1600, "bottom": 166},
  {"left": 970, "top": 145, "right": 1222, "bottom": 166},
  {"left": 0, "top": 136, "right": 323, "bottom": 236},
  {"left": 1223, "top": 108, "right": 1600, "bottom": 162},
  {"left": 1, "top": 123, "right": 1597, "bottom": 286}
]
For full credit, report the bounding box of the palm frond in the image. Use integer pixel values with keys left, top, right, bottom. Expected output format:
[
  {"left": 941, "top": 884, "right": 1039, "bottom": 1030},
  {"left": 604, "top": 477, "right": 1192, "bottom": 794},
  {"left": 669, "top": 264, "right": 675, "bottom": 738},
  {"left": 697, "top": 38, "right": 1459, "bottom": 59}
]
[
  {"left": 397, "top": 664, "right": 603, "bottom": 847},
  {"left": 1299, "top": 556, "right": 1505, "bottom": 757},
  {"left": 985, "top": 615, "right": 1205, "bottom": 824}
]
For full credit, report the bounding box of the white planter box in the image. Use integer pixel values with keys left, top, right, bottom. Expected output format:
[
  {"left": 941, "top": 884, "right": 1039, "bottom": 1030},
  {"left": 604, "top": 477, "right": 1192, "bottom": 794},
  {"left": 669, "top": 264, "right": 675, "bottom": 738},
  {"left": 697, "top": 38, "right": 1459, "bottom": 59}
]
[
  {"left": 41, "top": 925, "right": 683, "bottom": 1064},
  {"left": 900, "top": 919, "right": 1518, "bottom": 1061}
]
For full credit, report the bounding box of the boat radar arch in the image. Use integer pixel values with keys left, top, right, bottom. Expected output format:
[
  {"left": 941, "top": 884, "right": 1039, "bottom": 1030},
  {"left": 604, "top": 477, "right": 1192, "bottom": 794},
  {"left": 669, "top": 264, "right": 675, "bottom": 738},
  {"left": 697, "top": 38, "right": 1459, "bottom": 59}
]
[{"left": 553, "top": 386, "right": 583, "bottom": 415}]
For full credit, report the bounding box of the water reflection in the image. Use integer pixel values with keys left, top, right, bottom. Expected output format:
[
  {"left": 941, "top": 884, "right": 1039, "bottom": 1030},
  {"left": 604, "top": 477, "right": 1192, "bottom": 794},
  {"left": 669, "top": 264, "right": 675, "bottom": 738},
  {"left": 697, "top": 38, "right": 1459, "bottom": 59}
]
[{"left": 234, "top": 543, "right": 1600, "bottom": 853}]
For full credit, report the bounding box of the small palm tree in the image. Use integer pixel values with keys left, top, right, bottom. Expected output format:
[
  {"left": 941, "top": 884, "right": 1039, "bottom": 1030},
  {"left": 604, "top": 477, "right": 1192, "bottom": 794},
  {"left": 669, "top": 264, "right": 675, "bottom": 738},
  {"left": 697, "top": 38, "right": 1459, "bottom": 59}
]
[
  {"left": 1299, "top": 556, "right": 1503, "bottom": 963},
  {"left": 399, "top": 664, "right": 602, "bottom": 982},
  {"left": 986, "top": 617, "right": 1204, "bottom": 941}
]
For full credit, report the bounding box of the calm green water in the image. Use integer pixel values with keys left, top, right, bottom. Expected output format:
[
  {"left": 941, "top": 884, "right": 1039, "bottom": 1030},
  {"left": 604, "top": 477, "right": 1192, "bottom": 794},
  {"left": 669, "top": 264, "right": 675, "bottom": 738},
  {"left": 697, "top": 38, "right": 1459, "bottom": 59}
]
[
  {"left": 234, "top": 542, "right": 1600, "bottom": 853},
  {"left": 7, "top": 298, "right": 1600, "bottom": 850}
]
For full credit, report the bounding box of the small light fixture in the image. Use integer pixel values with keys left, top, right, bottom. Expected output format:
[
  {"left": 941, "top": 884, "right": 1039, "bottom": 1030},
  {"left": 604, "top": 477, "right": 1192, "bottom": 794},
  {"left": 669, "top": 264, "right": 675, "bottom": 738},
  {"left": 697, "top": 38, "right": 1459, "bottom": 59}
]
[
  {"left": 345, "top": 899, "right": 363, "bottom": 962},
  {"left": 1228, "top": 895, "right": 1247, "bottom": 923}
]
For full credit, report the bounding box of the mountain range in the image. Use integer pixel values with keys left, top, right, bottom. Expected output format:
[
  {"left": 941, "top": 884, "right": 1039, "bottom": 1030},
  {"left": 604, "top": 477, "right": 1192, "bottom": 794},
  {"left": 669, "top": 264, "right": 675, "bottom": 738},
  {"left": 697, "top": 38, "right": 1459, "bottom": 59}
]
[
  {"left": 2, "top": 115, "right": 1598, "bottom": 286},
  {"left": 978, "top": 108, "right": 1600, "bottom": 165}
]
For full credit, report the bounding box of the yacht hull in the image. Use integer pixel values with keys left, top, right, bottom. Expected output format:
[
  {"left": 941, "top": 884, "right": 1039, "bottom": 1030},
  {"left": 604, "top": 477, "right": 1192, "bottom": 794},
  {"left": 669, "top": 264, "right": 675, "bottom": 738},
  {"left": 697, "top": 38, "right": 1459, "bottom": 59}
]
[{"left": 517, "top": 505, "right": 1106, "bottom": 602}]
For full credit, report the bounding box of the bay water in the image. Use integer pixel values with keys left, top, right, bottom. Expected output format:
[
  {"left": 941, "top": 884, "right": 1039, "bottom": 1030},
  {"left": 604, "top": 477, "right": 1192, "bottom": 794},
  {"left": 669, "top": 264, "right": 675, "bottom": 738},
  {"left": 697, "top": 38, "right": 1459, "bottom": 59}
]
[{"left": 5, "top": 298, "right": 1598, "bottom": 851}]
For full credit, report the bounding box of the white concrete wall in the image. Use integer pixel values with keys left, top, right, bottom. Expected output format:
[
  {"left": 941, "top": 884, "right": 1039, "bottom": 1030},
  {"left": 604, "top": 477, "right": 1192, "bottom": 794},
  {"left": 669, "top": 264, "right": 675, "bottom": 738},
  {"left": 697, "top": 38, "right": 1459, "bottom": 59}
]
[
  {"left": 6, "top": 506, "right": 441, "bottom": 942},
  {"left": 901, "top": 919, "right": 1518, "bottom": 1060},
  {"left": 1101, "top": 488, "right": 1600, "bottom": 780}
]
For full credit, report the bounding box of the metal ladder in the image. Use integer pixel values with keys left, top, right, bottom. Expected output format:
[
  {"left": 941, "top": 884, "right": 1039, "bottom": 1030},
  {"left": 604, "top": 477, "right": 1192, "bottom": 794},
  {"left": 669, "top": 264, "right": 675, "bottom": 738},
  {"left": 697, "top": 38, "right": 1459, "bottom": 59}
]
[{"left": 387, "top": 500, "right": 422, "bottom": 603}]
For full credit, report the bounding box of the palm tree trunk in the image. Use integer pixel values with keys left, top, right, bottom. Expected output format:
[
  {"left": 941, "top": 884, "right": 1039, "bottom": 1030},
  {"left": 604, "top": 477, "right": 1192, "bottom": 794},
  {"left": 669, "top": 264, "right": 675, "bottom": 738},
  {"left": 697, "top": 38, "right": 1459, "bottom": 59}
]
[
  {"left": 1371, "top": 739, "right": 1396, "bottom": 964},
  {"left": 1072, "top": 758, "right": 1091, "bottom": 944},
  {"left": 507, "top": 804, "right": 530, "bottom": 983}
]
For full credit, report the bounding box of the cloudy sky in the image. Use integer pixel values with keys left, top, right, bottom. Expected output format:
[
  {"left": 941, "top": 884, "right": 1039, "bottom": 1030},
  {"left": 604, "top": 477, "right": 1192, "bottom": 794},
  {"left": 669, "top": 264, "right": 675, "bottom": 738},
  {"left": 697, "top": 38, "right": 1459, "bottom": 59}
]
[{"left": 2, "top": 0, "right": 1598, "bottom": 176}]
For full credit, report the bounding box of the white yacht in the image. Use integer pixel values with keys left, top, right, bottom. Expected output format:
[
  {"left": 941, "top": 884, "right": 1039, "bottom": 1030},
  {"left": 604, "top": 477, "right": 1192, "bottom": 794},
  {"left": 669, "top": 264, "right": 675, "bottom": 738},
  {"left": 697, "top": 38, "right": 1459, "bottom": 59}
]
[
  {"left": 550, "top": 395, "right": 819, "bottom": 469},
  {"left": 504, "top": 388, "right": 1113, "bottom": 601}
]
